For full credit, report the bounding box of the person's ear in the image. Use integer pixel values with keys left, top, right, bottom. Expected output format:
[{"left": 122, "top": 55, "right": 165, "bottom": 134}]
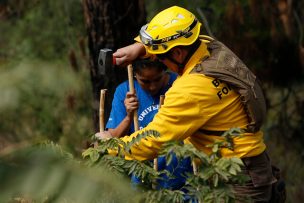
[{"left": 171, "top": 47, "right": 185, "bottom": 62}]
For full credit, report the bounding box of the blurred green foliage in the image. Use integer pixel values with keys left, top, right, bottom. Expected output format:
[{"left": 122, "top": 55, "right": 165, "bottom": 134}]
[
  {"left": 0, "top": 142, "right": 139, "bottom": 203},
  {"left": 0, "top": 60, "right": 93, "bottom": 154},
  {"left": 0, "top": 0, "right": 84, "bottom": 60},
  {"left": 0, "top": 0, "right": 90, "bottom": 154}
]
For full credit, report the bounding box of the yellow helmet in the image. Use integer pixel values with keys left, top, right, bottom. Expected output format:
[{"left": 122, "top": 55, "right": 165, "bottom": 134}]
[{"left": 137, "top": 6, "right": 201, "bottom": 54}]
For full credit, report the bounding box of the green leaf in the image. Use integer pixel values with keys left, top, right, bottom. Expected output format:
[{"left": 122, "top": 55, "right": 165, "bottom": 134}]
[
  {"left": 229, "top": 166, "right": 237, "bottom": 175},
  {"left": 213, "top": 174, "right": 219, "bottom": 187},
  {"left": 82, "top": 148, "right": 100, "bottom": 162},
  {"left": 230, "top": 157, "right": 244, "bottom": 166},
  {"left": 212, "top": 144, "right": 219, "bottom": 153},
  {"left": 166, "top": 153, "right": 173, "bottom": 166}
]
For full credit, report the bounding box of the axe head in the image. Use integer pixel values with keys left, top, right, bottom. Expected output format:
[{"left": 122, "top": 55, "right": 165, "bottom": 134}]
[{"left": 98, "top": 48, "right": 114, "bottom": 75}]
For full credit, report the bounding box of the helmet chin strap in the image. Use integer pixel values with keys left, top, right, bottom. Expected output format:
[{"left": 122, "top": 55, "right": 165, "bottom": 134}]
[{"left": 166, "top": 40, "right": 201, "bottom": 75}]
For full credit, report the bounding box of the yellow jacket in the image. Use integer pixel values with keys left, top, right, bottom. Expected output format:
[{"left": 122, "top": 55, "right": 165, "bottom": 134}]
[{"left": 121, "top": 40, "right": 266, "bottom": 161}]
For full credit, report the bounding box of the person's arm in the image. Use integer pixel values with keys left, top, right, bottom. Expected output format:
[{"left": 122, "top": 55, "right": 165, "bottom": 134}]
[
  {"left": 108, "top": 116, "right": 132, "bottom": 138},
  {"left": 113, "top": 43, "right": 147, "bottom": 66},
  {"left": 106, "top": 92, "right": 139, "bottom": 138}
]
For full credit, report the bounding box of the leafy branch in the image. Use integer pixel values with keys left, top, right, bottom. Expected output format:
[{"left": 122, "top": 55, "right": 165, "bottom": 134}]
[{"left": 83, "top": 128, "right": 250, "bottom": 203}]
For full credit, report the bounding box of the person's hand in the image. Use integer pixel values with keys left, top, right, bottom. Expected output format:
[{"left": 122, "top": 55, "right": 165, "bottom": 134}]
[
  {"left": 113, "top": 43, "right": 146, "bottom": 66},
  {"left": 95, "top": 131, "right": 113, "bottom": 140},
  {"left": 124, "top": 92, "right": 139, "bottom": 117}
]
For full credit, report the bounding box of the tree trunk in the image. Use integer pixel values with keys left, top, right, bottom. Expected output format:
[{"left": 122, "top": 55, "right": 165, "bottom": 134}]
[{"left": 82, "top": 0, "right": 146, "bottom": 131}]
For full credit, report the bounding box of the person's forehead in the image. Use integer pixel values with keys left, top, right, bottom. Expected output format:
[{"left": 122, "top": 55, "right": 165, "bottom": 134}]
[
  {"left": 136, "top": 70, "right": 164, "bottom": 81},
  {"left": 137, "top": 68, "right": 163, "bottom": 76}
]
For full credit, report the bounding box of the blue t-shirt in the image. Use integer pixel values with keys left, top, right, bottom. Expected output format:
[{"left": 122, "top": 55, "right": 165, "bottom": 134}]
[
  {"left": 107, "top": 72, "right": 176, "bottom": 132},
  {"left": 106, "top": 72, "right": 192, "bottom": 190}
]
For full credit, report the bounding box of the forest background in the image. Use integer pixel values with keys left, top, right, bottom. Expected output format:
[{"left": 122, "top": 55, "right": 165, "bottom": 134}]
[{"left": 0, "top": 0, "right": 303, "bottom": 202}]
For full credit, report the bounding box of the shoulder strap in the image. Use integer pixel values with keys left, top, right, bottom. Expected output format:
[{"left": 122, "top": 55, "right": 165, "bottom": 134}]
[{"left": 190, "top": 39, "right": 266, "bottom": 132}]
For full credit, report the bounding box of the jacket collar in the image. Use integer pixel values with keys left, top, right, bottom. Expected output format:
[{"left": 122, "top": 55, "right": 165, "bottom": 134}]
[{"left": 182, "top": 40, "right": 210, "bottom": 75}]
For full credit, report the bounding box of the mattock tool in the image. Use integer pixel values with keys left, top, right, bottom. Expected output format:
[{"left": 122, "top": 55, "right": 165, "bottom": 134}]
[{"left": 95, "top": 48, "right": 115, "bottom": 146}]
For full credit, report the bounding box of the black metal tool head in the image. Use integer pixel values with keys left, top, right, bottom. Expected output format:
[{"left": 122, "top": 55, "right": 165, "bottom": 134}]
[{"left": 98, "top": 48, "right": 113, "bottom": 75}]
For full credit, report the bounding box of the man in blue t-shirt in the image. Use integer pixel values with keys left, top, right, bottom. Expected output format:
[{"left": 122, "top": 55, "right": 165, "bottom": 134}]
[{"left": 106, "top": 58, "right": 192, "bottom": 190}]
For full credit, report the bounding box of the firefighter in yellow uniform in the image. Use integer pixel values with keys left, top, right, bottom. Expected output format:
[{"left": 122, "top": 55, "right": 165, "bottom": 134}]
[{"left": 96, "top": 6, "right": 278, "bottom": 202}]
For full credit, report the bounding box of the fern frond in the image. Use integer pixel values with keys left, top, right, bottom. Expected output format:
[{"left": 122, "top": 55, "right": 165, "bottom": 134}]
[
  {"left": 97, "top": 137, "right": 125, "bottom": 153},
  {"left": 82, "top": 137, "right": 126, "bottom": 163},
  {"left": 100, "top": 154, "right": 128, "bottom": 174},
  {"left": 159, "top": 141, "right": 209, "bottom": 165},
  {"left": 124, "top": 129, "right": 160, "bottom": 153},
  {"left": 82, "top": 147, "right": 100, "bottom": 163},
  {"left": 39, "top": 141, "right": 74, "bottom": 160},
  {"left": 123, "top": 159, "right": 160, "bottom": 182},
  {"left": 142, "top": 189, "right": 185, "bottom": 203}
]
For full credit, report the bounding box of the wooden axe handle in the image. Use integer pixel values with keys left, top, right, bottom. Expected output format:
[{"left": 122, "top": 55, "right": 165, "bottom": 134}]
[
  {"left": 159, "top": 95, "right": 165, "bottom": 107},
  {"left": 152, "top": 95, "right": 165, "bottom": 189},
  {"left": 154, "top": 95, "right": 165, "bottom": 172},
  {"left": 127, "top": 64, "right": 139, "bottom": 131},
  {"left": 99, "top": 89, "right": 107, "bottom": 132}
]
